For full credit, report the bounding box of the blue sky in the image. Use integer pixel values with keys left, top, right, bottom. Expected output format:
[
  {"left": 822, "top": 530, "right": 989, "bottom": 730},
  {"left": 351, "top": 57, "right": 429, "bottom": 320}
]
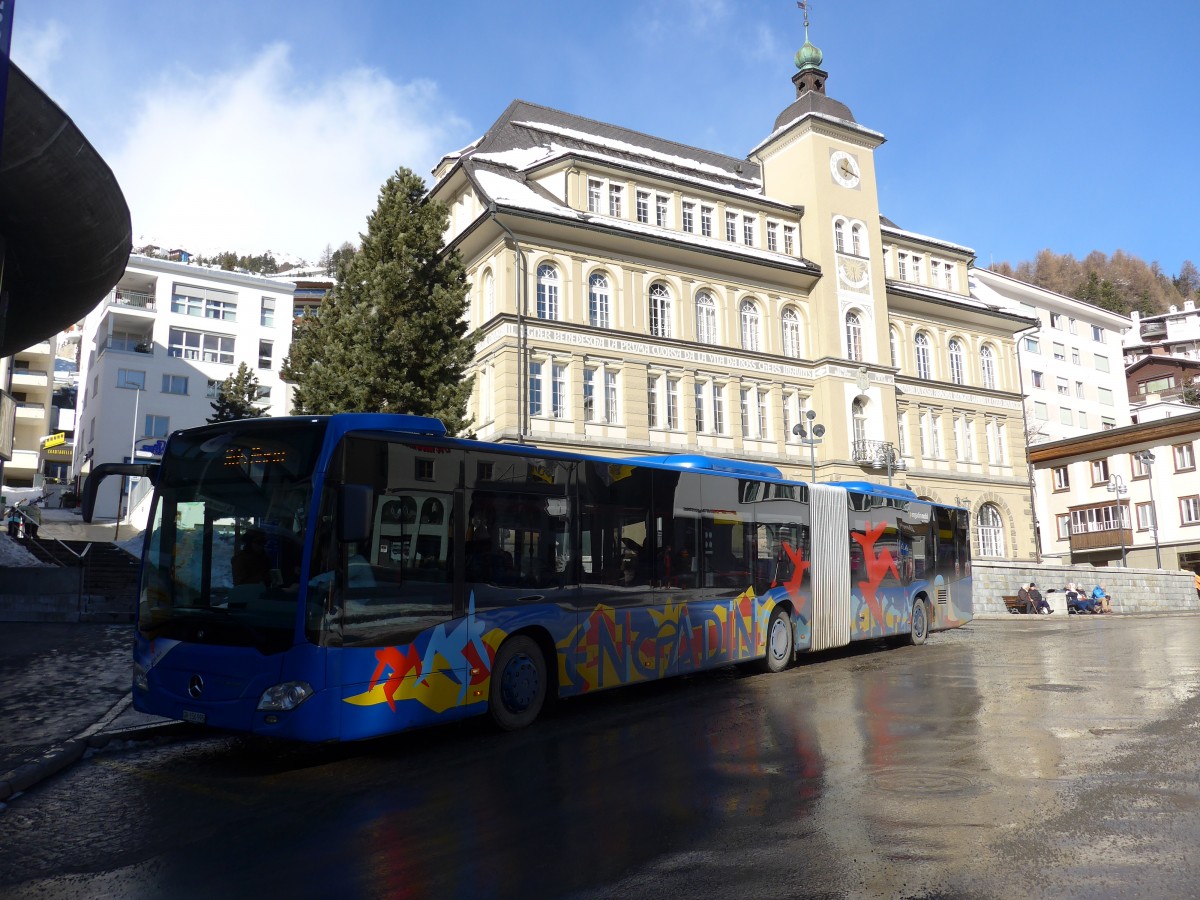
[{"left": 12, "top": 0, "right": 1199, "bottom": 275}]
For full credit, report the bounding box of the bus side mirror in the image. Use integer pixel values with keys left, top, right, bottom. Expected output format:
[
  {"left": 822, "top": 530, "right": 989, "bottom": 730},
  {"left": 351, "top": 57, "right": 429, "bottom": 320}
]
[{"left": 338, "top": 483, "right": 374, "bottom": 543}]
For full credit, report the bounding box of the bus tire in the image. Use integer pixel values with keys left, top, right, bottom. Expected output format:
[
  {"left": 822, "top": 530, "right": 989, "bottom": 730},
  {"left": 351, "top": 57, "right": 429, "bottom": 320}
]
[
  {"left": 909, "top": 598, "right": 929, "bottom": 646},
  {"left": 761, "top": 607, "right": 794, "bottom": 673},
  {"left": 489, "top": 635, "right": 547, "bottom": 731}
]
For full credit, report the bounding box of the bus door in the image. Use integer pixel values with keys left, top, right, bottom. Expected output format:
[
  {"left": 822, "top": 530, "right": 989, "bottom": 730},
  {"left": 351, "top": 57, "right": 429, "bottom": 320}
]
[{"left": 808, "top": 484, "right": 851, "bottom": 652}]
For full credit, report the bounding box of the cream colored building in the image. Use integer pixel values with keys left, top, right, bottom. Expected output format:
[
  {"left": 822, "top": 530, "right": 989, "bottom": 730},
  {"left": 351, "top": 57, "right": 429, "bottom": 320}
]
[{"left": 428, "top": 38, "right": 1038, "bottom": 561}]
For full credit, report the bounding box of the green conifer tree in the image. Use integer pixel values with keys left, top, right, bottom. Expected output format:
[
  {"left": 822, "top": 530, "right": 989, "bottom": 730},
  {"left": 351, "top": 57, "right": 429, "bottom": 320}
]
[
  {"left": 282, "top": 167, "right": 476, "bottom": 434},
  {"left": 208, "top": 362, "right": 269, "bottom": 423}
]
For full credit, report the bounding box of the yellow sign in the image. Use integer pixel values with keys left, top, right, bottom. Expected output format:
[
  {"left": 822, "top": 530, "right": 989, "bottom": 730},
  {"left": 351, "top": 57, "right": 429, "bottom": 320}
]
[{"left": 43, "top": 432, "right": 65, "bottom": 448}]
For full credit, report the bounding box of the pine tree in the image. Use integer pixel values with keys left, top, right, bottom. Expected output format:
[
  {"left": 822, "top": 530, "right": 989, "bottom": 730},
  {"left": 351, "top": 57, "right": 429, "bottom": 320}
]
[
  {"left": 208, "top": 362, "right": 269, "bottom": 423},
  {"left": 281, "top": 167, "right": 476, "bottom": 434}
]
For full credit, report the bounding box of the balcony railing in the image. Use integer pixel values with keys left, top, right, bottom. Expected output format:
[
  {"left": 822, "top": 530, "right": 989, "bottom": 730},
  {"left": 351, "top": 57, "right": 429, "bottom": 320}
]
[
  {"left": 1069, "top": 526, "right": 1134, "bottom": 552},
  {"left": 108, "top": 289, "right": 156, "bottom": 311},
  {"left": 11, "top": 369, "right": 49, "bottom": 387},
  {"left": 98, "top": 336, "right": 154, "bottom": 356},
  {"left": 852, "top": 439, "right": 906, "bottom": 469},
  {"left": 16, "top": 402, "right": 46, "bottom": 419}
]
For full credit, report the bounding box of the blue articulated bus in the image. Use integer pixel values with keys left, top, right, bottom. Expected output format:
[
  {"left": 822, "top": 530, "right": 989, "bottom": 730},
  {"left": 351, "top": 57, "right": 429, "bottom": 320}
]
[{"left": 83, "top": 413, "right": 971, "bottom": 742}]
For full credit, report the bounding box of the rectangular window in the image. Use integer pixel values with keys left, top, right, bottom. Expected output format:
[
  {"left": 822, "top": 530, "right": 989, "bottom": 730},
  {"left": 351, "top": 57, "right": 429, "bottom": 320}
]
[
  {"left": 1098, "top": 387, "right": 1114, "bottom": 406},
  {"left": 583, "top": 369, "right": 595, "bottom": 422},
  {"left": 897, "top": 252, "right": 908, "bottom": 281},
  {"left": 604, "top": 371, "right": 618, "bottom": 423},
  {"left": 206, "top": 379, "right": 222, "bottom": 399},
  {"left": 1050, "top": 313, "right": 1065, "bottom": 330},
  {"left": 1034, "top": 401, "right": 1048, "bottom": 421},
  {"left": 682, "top": 202, "right": 695, "bottom": 234},
  {"left": 1053, "top": 342, "right": 1066, "bottom": 361},
  {"left": 783, "top": 225, "right": 795, "bottom": 255},
  {"left": 1092, "top": 324, "right": 1105, "bottom": 341},
  {"left": 255, "top": 386, "right": 271, "bottom": 404},
  {"left": 757, "top": 389, "right": 768, "bottom": 440},
  {"left": 588, "top": 179, "right": 602, "bottom": 213},
  {"left": 1068, "top": 317, "right": 1078, "bottom": 334},
  {"left": 740, "top": 388, "right": 752, "bottom": 438},
  {"left": 1031, "top": 371, "right": 1044, "bottom": 389},
  {"left": 528, "top": 362, "right": 543, "bottom": 417},
  {"left": 1174, "top": 442, "right": 1196, "bottom": 471},
  {"left": 742, "top": 215, "right": 755, "bottom": 246},
  {"left": 1181, "top": 496, "right": 1200, "bottom": 526},
  {"left": 636, "top": 191, "right": 650, "bottom": 224},
  {"left": 911, "top": 255, "right": 923, "bottom": 283},
  {"left": 258, "top": 339, "right": 273, "bottom": 369},
  {"left": 1056, "top": 514, "right": 1071, "bottom": 540},
  {"left": 766, "top": 222, "right": 778, "bottom": 252},
  {"left": 608, "top": 184, "right": 622, "bottom": 218},
  {"left": 1072, "top": 349, "right": 1081, "bottom": 365},
  {"left": 1094, "top": 354, "right": 1110, "bottom": 372},
  {"left": 725, "top": 211, "right": 738, "bottom": 242},
  {"left": 700, "top": 205, "right": 713, "bottom": 238},
  {"left": 1079, "top": 411, "right": 1088, "bottom": 428},
  {"left": 1136, "top": 501, "right": 1154, "bottom": 530},
  {"left": 144, "top": 414, "right": 169, "bottom": 439},
  {"left": 1090, "top": 458, "right": 1109, "bottom": 484},
  {"left": 168, "top": 328, "right": 234, "bottom": 364},
  {"left": 695, "top": 382, "right": 707, "bottom": 433},
  {"left": 666, "top": 378, "right": 679, "bottom": 429},
  {"left": 655, "top": 195, "right": 669, "bottom": 228},
  {"left": 1056, "top": 377, "right": 1069, "bottom": 396},
  {"left": 1053, "top": 466, "right": 1070, "bottom": 490},
  {"left": 1025, "top": 336, "right": 1041, "bottom": 353},
  {"left": 1075, "top": 381, "right": 1085, "bottom": 398},
  {"left": 712, "top": 383, "right": 725, "bottom": 434},
  {"left": 552, "top": 364, "right": 566, "bottom": 418},
  {"left": 161, "top": 374, "right": 188, "bottom": 395},
  {"left": 260, "top": 297, "right": 275, "bottom": 327},
  {"left": 1102, "top": 417, "right": 1116, "bottom": 430},
  {"left": 116, "top": 369, "right": 145, "bottom": 390},
  {"left": 647, "top": 375, "right": 660, "bottom": 428}
]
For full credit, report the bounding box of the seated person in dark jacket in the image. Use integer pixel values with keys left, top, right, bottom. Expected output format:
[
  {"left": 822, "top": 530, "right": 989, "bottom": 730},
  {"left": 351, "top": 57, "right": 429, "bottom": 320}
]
[
  {"left": 1018, "top": 582, "right": 1051, "bottom": 614},
  {"left": 1065, "top": 582, "right": 1097, "bottom": 614}
]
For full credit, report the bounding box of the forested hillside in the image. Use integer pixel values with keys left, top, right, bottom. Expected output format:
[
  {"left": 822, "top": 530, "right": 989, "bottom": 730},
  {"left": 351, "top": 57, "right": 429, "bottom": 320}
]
[{"left": 989, "top": 251, "right": 1199, "bottom": 317}]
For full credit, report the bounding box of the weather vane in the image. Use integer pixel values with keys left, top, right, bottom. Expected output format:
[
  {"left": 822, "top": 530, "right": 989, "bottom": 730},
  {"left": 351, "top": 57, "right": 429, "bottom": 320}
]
[{"left": 797, "top": 0, "right": 811, "bottom": 30}]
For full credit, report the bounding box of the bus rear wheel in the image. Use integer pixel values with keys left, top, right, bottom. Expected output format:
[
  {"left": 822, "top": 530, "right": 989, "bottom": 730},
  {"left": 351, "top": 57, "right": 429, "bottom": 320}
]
[
  {"left": 489, "top": 635, "right": 547, "bottom": 731},
  {"left": 761, "top": 607, "right": 794, "bottom": 673},
  {"left": 909, "top": 599, "right": 929, "bottom": 646}
]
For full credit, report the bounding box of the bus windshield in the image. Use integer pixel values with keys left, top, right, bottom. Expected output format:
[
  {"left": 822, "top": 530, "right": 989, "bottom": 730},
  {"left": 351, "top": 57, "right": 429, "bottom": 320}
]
[{"left": 138, "top": 419, "right": 328, "bottom": 654}]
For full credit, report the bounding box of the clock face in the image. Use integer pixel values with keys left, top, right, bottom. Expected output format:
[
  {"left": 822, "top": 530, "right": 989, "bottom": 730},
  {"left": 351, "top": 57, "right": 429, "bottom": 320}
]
[{"left": 830, "top": 150, "right": 860, "bottom": 188}]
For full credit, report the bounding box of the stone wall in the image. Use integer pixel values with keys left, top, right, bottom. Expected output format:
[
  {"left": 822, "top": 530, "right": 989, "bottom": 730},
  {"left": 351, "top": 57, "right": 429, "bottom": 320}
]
[{"left": 972, "top": 561, "right": 1199, "bottom": 617}]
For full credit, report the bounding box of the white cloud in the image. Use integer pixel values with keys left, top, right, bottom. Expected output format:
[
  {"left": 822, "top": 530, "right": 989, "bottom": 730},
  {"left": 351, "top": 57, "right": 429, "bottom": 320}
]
[
  {"left": 111, "top": 43, "right": 467, "bottom": 263},
  {"left": 11, "top": 18, "right": 66, "bottom": 87}
]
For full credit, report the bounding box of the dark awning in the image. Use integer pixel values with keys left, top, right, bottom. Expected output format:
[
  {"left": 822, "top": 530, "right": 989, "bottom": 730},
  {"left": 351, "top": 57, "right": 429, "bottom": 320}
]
[{"left": 1, "top": 61, "right": 131, "bottom": 356}]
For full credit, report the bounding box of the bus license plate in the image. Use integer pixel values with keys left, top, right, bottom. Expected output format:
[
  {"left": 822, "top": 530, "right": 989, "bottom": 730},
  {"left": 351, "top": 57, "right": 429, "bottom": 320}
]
[{"left": 181, "top": 710, "right": 207, "bottom": 725}]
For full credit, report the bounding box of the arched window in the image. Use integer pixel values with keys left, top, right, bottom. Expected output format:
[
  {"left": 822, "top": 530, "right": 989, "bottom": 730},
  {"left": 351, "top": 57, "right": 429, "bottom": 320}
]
[
  {"left": 980, "top": 344, "right": 997, "bottom": 389},
  {"left": 649, "top": 282, "right": 672, "bottom": 338},
  {"left": 889, "top": 327, "right": 900, "bottom": 368},
  {"left": 695, "top": 291, "right": 716, "bottom": 344},
  {"left": 851, "top": 223, "right": 864, "bottom": 256},
  {"left": 781, "top": 307, "right": 802, "bottom": 358},
  {"left": 978, "top": 503, "right": 1005, "bottom": 557},
  {"left": 536, "top": 264, "right": 559, "bottom": 320},
  {"left": 834, "top": 220, "right": 846, "bottom": 254},
  {"left": 845, "top": 311, "right": 863, "bottom": 362},
  {"left": 740, "top": 300, "right": 760, "bottom": 352},
  {"left": 948, "top": 338, "right": 965, "bottom": 385},
  {"left": 852, "top": 398, "right": 868, "bottom": 446},
  {"left": 483, "top": 269, "right": 495, "bottom": 318},
  {"left": 589, "top": 272, "right": 610, "bottom": 329},
  {"left": 915, "top": 331, "right": 931, "bottom": 379}
]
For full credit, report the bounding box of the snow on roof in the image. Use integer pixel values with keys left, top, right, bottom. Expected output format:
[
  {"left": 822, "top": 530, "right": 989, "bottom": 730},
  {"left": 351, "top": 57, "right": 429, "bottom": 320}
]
[
  {"left": 473, "top": 166, "right": 815, "bottom": 270},
  {"left": 879, "top": 223, "right": 974, "bottom": 256},
  {"left": 748, "top": 111, "right": 885, "bottom": 158},
  {"left": 514, "top": 120, "right": 760, "bottom": 186}
]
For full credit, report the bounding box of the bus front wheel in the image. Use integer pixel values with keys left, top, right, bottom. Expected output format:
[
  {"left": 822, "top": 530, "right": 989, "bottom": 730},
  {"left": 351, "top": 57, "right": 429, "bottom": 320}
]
[
  {"left": 909, "top": 599, "right": 929, "bottom": 646},
  {"left": 489, "top": 635, "right": 547, "bottom": 731},
  {"left": 761, "top": 607, "right": 794, "bottom": 673}
]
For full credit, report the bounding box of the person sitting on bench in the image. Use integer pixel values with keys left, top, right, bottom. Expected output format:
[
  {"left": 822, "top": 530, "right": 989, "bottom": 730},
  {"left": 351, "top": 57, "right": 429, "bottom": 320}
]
[
  {"left": 1018, "top": 582, "right": 1051, "bottom": 614},
  {"left": 1065, "top": 582, "right": 1097, "bottom": 614}
]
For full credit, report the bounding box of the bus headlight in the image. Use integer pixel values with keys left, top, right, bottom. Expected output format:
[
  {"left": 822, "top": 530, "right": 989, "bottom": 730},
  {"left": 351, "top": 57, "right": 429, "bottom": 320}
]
[{"left": 257, "top": 681, "right": 314, "bottom": 711}]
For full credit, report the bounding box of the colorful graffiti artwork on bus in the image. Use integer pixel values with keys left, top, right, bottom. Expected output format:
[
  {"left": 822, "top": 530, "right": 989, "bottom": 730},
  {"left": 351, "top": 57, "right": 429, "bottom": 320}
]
[{"left": 852, "top": 520, "right": 902, "bottom": 637}]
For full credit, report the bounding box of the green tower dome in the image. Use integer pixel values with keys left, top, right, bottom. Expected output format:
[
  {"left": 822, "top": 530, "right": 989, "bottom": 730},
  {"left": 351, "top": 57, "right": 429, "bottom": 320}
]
[{"left": 794, "top": 36, "right": 823, "bottom": 71}]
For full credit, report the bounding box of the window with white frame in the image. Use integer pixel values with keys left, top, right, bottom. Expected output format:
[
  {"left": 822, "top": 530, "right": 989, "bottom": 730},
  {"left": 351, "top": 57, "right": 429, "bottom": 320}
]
[
  {"left": 712, "top": 382, "right": 725, "bottom": 434},
  {"left": 918, "top": 409, "right": 929, "bottom": 456},
  {"left": 1094, "top": 353, "right": 1110, "bottom": 372},
  {"left": 695, "top": 381, "right": 707, "bottom": 433},
  {"left": 636, "top": 191, "right": 650, "bottom": 224},
  {"left": 948, "top": 339, "right": 965, "bottom": 385},
  {"left": 1180, "top": 495, "right": 1200, "bottom": 525},
  {"left": 962, "top": 414, "right": 976, "bottom": 461},
  {"left": 910, "top": 255, "right": 923, "bottom": 283},
  {"left": 1052, "top": 466, "right": 1070, "bottom": 490},
  {"left": 695, "top": 291, "right": 717, "bottom": 344},
  {"left": 169, "top": 328, "right": 234, "bottom": 364},
  {"left": 647, "top": 375, "right": 660, "bottom": 428},
  {"left": 1098, "top": 387, "right": 1114, "bottom": 406},
  {"left": 161, "top": 374, "right": 188, "bottom": 395},
  {"left": 740, "top": 388, "right": 753, "bottom": 438},
  {"left": 666, "top": 378, "right": 679, "bottom": 429},
  {"left": 700, "top": 206, "right": 713, "bottom": 237},
  {"left": 1051, "top": 313, "right": 1065, "bottom": 330},
  {"left": 1025, "top": 336, "right": 1040, "bottom": 353},
  {"left": 1174, "top": 442, "right": 1196, "bottom": 471},
  {"left": 767, "top": 222, "right": 778, "bottom": 252},
  {"left": 1072, "top": 348, "right": 1081, "bottom": 365},
  {"left": 260, "top": 297, "right": 275, "bottom": 327},
  {"left": 988, "top": 417, "right": 1006, "bottom": 462},
  {"left": 1075, "top": 381, "right": 1084, "bottom": 398},
  {"left": 605, "top": 371, "right": 618, "bottom": 423},
  {"left": 536, "top": 264, "right": 559, "bottom": 320},
  {"left": 915, "top": 332, "right": 931, "bottom": 379},
  {"left": 528, "top": 361, "right": 543, "bottom": 416},
  {"left": 551, "top": 364, "right": 567, "bottom": 418},
  {"left": 782, "top": 307, "right": 802, "bottom": 358},
  {"left": 930, "top": 412, "right": 942, "bottom": 457},
  {"left": 1068, "top": 317, "right": 1078, "bottom": 335},
  {"left": 757, "top": 388, "right": 768, "bottom": 439},
  {"left": 1090, "top": 458, "right": 1109, "bottom": 484},
  {"left": 740, "top": 300, "right": 760, "bottom": 351},
  {"left": 1060, "top": 408, "right": 1073, "bottom": 426},
  {"left": 850, "top": 223, "right": 864, "bottom": 256},
  {"left": 258, "top": 340, "right": 273, "bottom": 369},
  {"left": 845, "top": 311, "right": 863, "bottom": 362},
  {"left": 1056, "top": 377, "right": 1069, "bottom": 396},
  {"left": 889, "top": 327, "right": 900, "bottom": 368},
  {"left": 1031, "top": 371, "right": 1044, "bottom": 389},
  {"left": 1033, "top": 401, "right": 1048, "bottom": 420},
  {"left": 609, "top": 183, "right": 623, "bottom": 218},
  {"left": 1053, "top": 342, "right": 1066, "bottom": 361},
  {"left": 145, "top": 414, "right": 170, "bottom": 438},
  {"left": 484, "top": 269, "right": 495, "bottom": 317},
  {"left": 173, "top": 285, "right": 237, "bottom": 321},
  {"left": 1079, "top": 410, "right": 1088, "bottom": 428},
  {"left": 834, "top": 220, "right": 846, "bottom": 253},
  {"left": 725, "top": 211, "right": 738, "bottom": 242},
  {"left": 978, "top": 504, "right": 1004, "bottom": 557},
  {"left": 782, "top": 225, "right": 795, "bottom": 255},
  {"left": 1135, "top": 502, "right": 1154, "bottom": 530},
  {"left": 896, "top": 410, "right": 908, "bottom": 456},
  {"left": 1056, "top": 514, "right": 1070, "bottom": 540},
  {"left": 117, "top": 369, "right": 145, "bottom": 390},
  {"left": 588, "top": 179, "right": 602, "bottom": 213},
  {"left": 682, "top": 201, "right": 695, "bottom": 233},
  {"left": 852, "top": 399, "right": 867, "bottom": 446},
  {"left": 206, "top": 379, "right": 222, "bottom": 399},
  {"left": 655, "top": 195, "right": 669, "bottom": 228},
  {"left": 980, "top": 344, "right": 997, "bottom": 389},
  {"left": 1092, "top": 324, "right": 1105, "bottom": 341},
  {"left": 583, "top": 368, "right": 596, "bottom": 422},
  {"left": 589, "top": 272, "right": 610, "bottom": 329},
  {"left": 649, "top": 283, "right": 672, "bottom": 338}
]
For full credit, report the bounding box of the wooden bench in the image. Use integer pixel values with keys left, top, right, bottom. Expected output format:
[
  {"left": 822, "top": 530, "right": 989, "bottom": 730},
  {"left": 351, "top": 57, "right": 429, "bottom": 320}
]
[{"left": 1002, "top": 595, "right": 1028, "bottom": 614}]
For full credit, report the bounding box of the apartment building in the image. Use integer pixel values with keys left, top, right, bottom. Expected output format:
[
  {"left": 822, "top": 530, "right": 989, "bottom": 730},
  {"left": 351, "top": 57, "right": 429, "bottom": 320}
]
[{"left": 73, "top": 255, "right": 295, "bottom": 519}]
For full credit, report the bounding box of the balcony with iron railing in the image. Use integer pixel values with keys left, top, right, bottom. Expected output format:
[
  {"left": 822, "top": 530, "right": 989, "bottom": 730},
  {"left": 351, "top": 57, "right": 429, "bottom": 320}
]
[
  {"left": 15, "top": 401, "right": 47, "bottom": 420},
  {"left": 97, "top": 334, "right": 155, "bottom": 357},
  {"left": 11, "top": 368, "right": 49, "bottom": 388},
  {"left": 852, "top": 439, "right": 907, "bottom": 469},
  {"left": 107, "top": 288, "right": 156, "bottom": 312}
]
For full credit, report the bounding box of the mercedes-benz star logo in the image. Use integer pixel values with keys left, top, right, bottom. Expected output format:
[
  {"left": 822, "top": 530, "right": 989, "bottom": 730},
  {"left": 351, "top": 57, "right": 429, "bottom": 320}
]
[{"left": 188, "top": 674, "right": 205, "bottom": 699}]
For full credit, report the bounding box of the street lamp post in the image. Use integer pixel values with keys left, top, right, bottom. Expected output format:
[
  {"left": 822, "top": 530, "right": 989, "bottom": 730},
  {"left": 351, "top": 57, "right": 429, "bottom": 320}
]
[
  {"left": 875, "top": 442, "right": 904, "bottom": 487},
  {"left": 792, "top": 409, "right": 824, "bottom": 484},
  {"left": 1106, "top": 473, "right": 1128, "bottom": 567},
  {"left": 1134, "top": 451, "right": 1163, "bottom": 569}
]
